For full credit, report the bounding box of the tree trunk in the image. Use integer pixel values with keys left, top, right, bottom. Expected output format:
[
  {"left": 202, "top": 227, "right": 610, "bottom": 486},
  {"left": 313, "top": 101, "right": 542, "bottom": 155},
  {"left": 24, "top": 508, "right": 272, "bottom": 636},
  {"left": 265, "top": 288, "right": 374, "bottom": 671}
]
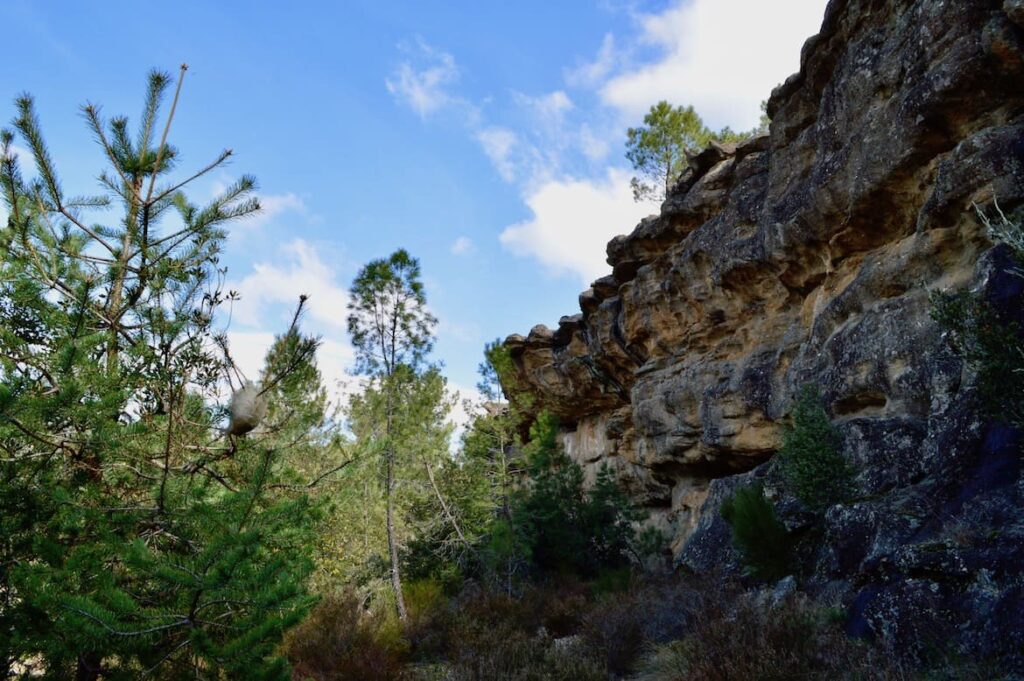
[
  {"left": 385, "top": 448, "right": 407, "bottom": 621},
  {"left": 423, "top": 460, "right": 474, "bottom": 555},
  {"left": 362, "top": 480, "right": 369, "bottom": 553},
  {"left": 383, "top": 375, "right": 407, "bottom": 621},
  {"left": 499, "top": 430, "right": 514, "bottom": 596},
  {"left": 104, "top": 182, "right": 139, "bottom": 377}
]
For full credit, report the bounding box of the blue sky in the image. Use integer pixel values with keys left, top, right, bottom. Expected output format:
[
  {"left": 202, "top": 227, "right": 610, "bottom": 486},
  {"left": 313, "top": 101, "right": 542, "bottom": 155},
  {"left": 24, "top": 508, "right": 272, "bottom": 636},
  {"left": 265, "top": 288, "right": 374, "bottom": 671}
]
[{"left": 1, "top": 0, "right": 828, "bottom": 418}]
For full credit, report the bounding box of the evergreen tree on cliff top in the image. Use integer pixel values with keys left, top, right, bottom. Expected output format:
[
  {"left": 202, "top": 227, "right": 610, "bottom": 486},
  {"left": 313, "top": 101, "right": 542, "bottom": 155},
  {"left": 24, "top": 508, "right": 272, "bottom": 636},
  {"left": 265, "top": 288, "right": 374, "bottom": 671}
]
[
  {"left": 626, "top": 100, "right": 762, "bottom": 203},
  {"left": 626, "top": 101, "right": 716, "bottom": 203},
  {"left": 0, "top": 67, "right": 320, "bottom": 679}
]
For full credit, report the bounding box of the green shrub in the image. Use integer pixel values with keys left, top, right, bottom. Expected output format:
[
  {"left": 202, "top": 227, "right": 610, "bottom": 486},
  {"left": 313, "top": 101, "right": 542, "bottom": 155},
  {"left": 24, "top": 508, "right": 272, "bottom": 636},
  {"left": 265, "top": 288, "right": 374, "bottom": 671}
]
[
  {"left": 633, "top": 594, "right": 892, "bottom": 681},
  {"left": 404, "top": 578, "right": 446, "bottom": 618},
  {"left": 777, "top": 384, "right": 854, "bottom": 511},
  {"left": 510, "top": 411, "right": 643, "bottom": 578},
  {"left": 720, "top": 484, "right": 791, "bottom": 581},
  {"left": 931, "top": 204, "right": 1024, "bottom": 429},
  {"left": 403, "top": 578, "right": 454, "bottom": 659},
  {"left": 443, "top": 583, "right": 605, "bottom": 680}
]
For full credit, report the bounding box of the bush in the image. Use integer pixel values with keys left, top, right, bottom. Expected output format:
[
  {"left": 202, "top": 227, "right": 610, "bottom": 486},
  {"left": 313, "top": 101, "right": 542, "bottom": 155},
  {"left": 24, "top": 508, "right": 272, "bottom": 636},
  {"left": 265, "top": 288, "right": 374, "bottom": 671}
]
[
  {"left": 777, "top": 384, "right": 854, "bottom": 511},
  {"left": 931, "top": 204, "right": 1024, "bottom": 429},
  {"left": 575, "top": 576, "right": 712, "bottom": 677},
  {"left": 446, "top": 625, "right": 606, "bottom": 681},
  {"left": 634, "top": 593, "right": 893, "bottom": 681},
  {"left": 578, "top": 595, "right": 647, "bottom": 676},
  {"left": 285, "top": 591, "right": 409, "bottom": 680},
  {"left": 511, "top": 411, "right": 644, "bottom": 579},
  {"left": 403, "top": 578, "right": 455, "bottom": 659},
  {"left": 720, "top": 484, "right": 791, "bottom": 581},
  {"left": 443, "top": 583, "right": 606, "bottom": 680}
]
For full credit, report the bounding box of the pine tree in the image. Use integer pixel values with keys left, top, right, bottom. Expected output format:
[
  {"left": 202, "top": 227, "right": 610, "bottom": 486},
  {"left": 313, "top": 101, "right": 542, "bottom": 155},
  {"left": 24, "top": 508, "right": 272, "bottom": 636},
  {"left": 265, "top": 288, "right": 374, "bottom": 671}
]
[
  {"left": 0, "top": 67, "right": 321, "bottom": 678},
  {"left": 460, "top": 411, "right": 522, "bottom": 590},
  {"left": 625, "top": 101, "right": 764, "bottom": 203},
  {"left": 260, "top": 324, "right": 349, "bottom": 492},
  {"left": 776, "top": 385, "right": 854, "bottom": 512},
  {"left": 346, "top": 249, "right": 437, "bottom": 620},
  {"left": 258, "top": 325, "right": 358, "bottom": 592},
  {"left": 626, "top": 101, "right": 716, "bottom": 203},
  {"left": 386, "top": 339, "right": 533, "bottom": 593},
  {"left": 508, "top": 411, "right": 642, "bottom": 578},
  {"left": 720, "top": 484, "right": 791, "bottom": 581}
]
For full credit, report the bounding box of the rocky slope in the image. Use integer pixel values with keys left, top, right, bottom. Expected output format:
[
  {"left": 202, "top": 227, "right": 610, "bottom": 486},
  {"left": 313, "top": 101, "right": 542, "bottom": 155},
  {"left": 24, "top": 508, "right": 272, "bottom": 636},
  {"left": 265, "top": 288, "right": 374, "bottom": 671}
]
[{"left": 504, "top": 0, "right": 1024, "bottom": 665}]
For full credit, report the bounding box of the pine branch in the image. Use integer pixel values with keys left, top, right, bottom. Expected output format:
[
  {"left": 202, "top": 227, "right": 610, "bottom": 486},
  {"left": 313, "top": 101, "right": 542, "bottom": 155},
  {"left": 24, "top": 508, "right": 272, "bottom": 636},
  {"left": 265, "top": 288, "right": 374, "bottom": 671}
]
[
  {"left": 13, "top": 94, "right": 62, "bottom": 207},
  {"left": 64, "top": 607, "right": 190, "bottom": 638},
  {"left": 147, "top": 148, "right": 233, "bottom": 207},
  {"left": 267, "top": 455, "right": 361, "bottom": 491},
  {"left": 137, "top": 69, "right": 171, "bottom": 169},
  {"left": 257, "top": 296, "right": 319, "bottom": 397},
  {"left": 82, "top": 103, "right": 141, "bottom": 203},
  {"left": 144, "top": 64, "right": 187, "bottom": 205}
]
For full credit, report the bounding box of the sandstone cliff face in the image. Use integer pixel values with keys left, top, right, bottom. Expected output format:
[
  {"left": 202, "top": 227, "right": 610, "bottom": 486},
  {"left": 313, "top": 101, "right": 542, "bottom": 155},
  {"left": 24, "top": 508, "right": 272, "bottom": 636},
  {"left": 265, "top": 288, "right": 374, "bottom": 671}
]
[{"left": 504, "top": 0, "right": 1024, "bottom": 663}]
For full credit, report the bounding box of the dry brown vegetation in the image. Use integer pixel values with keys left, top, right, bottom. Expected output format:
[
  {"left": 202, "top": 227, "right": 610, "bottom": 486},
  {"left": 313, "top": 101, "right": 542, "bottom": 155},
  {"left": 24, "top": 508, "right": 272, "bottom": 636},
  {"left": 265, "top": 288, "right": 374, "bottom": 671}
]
[{"left": 284, "top": 573, "right": 1006, "bottom": 680}]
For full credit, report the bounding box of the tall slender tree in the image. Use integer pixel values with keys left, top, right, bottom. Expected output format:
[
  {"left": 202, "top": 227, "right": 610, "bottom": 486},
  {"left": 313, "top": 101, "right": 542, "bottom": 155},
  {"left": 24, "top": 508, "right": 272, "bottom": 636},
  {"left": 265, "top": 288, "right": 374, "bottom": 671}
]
[
  {"left": 346, "top": 249, "right": 436, "bottom": 620},
  {"left": 467, "top": 340, "right": 524, "bottom": 591}
]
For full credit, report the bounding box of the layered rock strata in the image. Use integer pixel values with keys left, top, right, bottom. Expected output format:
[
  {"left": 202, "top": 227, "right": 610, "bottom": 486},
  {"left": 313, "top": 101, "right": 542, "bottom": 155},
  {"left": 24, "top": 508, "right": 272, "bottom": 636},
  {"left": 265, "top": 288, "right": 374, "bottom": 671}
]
[{"left": 504, "top": 0, "right": 1024, "bottom": 663}]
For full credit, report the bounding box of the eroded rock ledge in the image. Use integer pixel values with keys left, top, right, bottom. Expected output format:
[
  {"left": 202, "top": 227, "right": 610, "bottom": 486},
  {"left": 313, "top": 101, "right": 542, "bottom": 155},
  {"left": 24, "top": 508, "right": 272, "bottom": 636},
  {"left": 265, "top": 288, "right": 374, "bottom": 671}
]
[{"left": 504, "top": 0, "right": 1024, "bottom": 663}]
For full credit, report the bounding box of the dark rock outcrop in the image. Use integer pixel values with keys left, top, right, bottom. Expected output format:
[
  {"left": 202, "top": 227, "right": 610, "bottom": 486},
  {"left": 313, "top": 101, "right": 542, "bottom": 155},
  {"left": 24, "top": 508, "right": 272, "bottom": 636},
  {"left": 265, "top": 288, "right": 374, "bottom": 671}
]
[{"left": 504, "top": 0, "right": 1024, "bottom": 667}]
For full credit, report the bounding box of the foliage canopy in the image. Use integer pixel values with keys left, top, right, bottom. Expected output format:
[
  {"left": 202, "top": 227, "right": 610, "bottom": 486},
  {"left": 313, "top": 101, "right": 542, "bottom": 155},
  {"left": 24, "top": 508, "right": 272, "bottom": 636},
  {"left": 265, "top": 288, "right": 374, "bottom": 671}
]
[{"left": 0, "top": 67, "right": 323, "bottom": 679}]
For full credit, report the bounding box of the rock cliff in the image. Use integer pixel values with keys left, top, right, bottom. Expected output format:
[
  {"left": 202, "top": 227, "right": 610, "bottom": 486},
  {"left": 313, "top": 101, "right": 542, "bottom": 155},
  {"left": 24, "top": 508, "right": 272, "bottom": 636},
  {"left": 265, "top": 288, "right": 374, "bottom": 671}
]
[{"left": 504, "top": 0, "right": 1024, "bottom": 664}]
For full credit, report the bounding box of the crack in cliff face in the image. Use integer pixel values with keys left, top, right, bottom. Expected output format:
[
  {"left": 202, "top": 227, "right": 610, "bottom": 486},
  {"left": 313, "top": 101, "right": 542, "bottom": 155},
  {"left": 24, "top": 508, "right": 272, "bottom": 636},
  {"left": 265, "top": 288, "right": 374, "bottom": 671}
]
[{"left": 502, "top": 0, "right": 1024, "bottom": 563}]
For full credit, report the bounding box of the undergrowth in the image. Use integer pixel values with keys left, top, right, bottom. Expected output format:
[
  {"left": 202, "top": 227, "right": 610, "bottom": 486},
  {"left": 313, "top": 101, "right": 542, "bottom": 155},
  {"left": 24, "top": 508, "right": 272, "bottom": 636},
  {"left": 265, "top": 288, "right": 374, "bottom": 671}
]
[{"left": 283, "top": 573, "right": 1005, "bottom": 680}]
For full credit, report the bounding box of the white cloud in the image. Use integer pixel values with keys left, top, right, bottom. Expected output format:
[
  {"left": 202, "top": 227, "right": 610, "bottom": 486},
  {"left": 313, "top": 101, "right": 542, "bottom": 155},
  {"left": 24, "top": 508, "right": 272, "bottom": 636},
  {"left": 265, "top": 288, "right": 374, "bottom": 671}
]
[
  {"left": 224, "top": 330, "right": 276, "bottom": 383},
  {"left": 7, "top": 144, "right": 37, "bottom": 176},
  {"left": 447, "top": 381, "right": 484, "bottom": 449},
  {"left": 450, "top": 236, "right": 474, "bottom": 255},
  {"left": 499, "top": 168, "right": 652, "bottom": 285},
  {"left": 512, "top": 90, "right": 574, "bottom": 130},
  {"left": 475, "top": 127, "right": 519, "bottom": 182},
  {"left": 386, "top": 38, "right": 461, "bottom": 118},
  {"left": 384, "top": 43, "right": 594, "bottom": 189},
  {"left": 226, "top": 240, "right": 357, "bottom": 407},
  {"left": 600, "top": 0, "right": 828, "bottom": 130},
  {"left": 437, "top": 318, "right": 480, "bottom": 343},
  {"left": 388, "top": 2, "right": 828, "bottom": 284},
  {"left": 474, "top": 94, "right": 595, "bottom": 188},
  {"left": 228, "top": 238, "right": 349, "bottom": 333},
  {"left": 315, "top": 338, "right": 358, "bottom": 395},
  {"left": 565, "top": 33, "right": 617, "bottom": 88},
  {"left": 241, "top": 191, "right": 307, "bottom": 229},
  {"left": 578, "top": 124, "right": 610, "bottom": 162}
]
